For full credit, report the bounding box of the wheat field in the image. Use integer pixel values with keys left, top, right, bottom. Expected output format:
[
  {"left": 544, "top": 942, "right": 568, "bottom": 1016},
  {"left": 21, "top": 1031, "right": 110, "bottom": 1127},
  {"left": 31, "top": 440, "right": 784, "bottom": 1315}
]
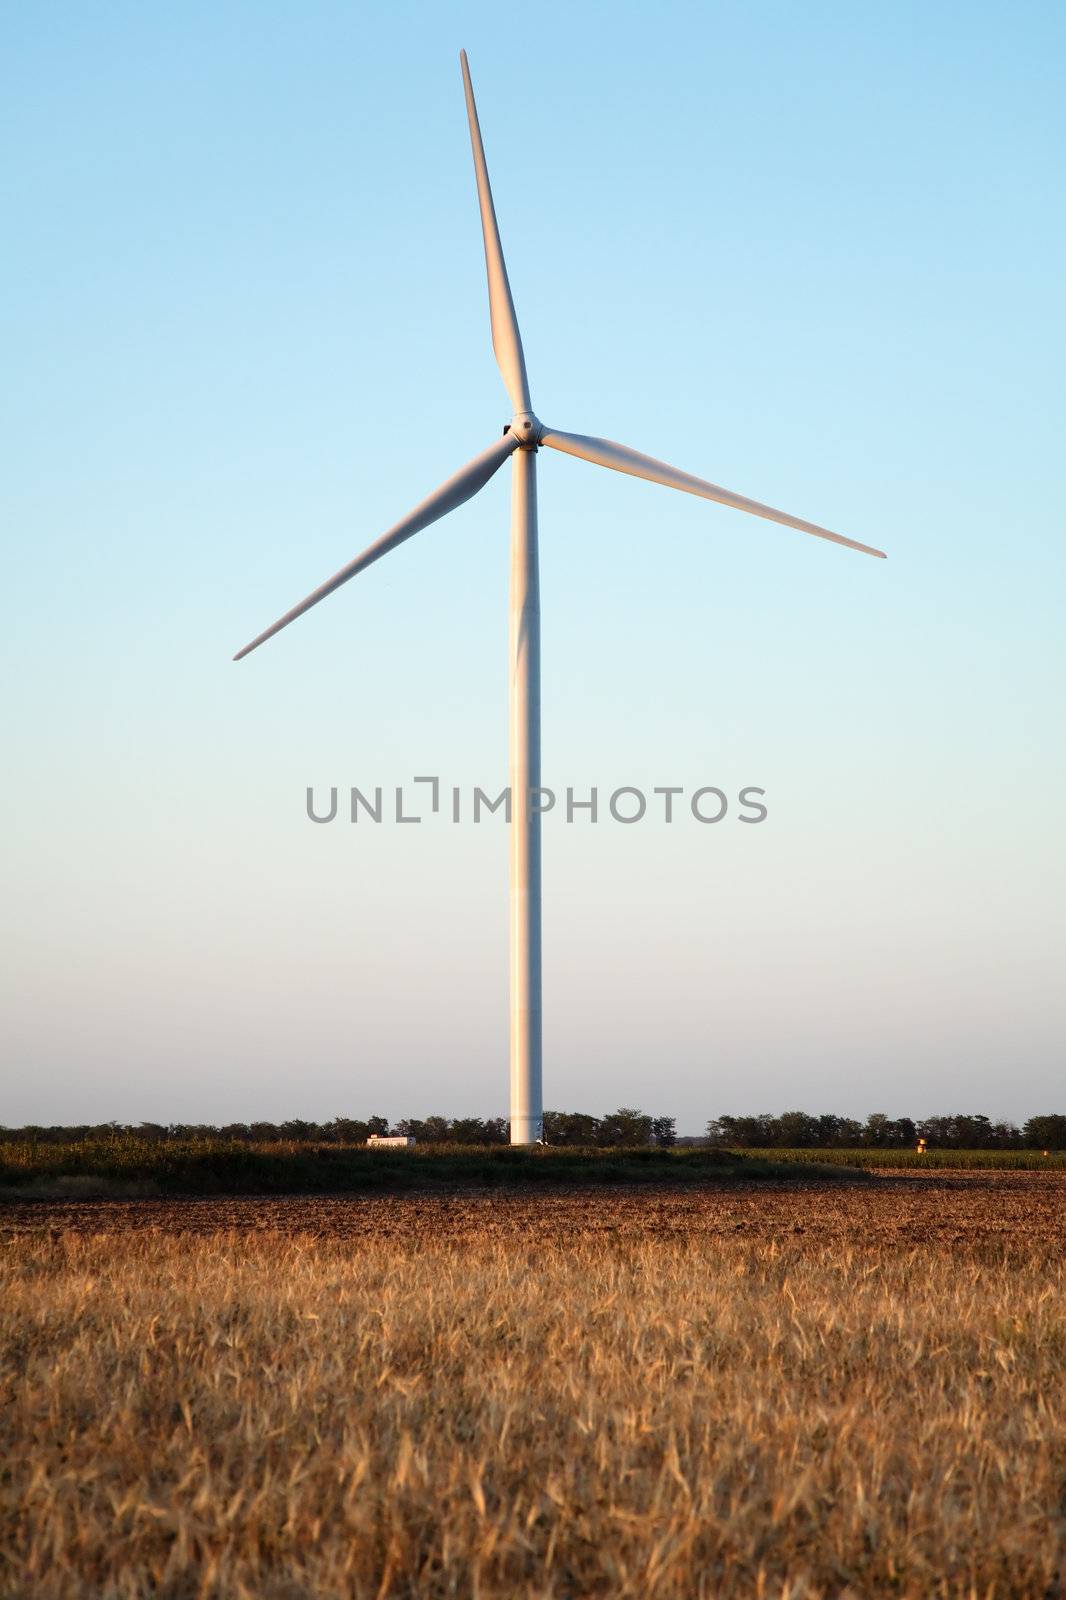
[{"left": 2, "top": 1177, "right": 1064, "bottom": 1599}]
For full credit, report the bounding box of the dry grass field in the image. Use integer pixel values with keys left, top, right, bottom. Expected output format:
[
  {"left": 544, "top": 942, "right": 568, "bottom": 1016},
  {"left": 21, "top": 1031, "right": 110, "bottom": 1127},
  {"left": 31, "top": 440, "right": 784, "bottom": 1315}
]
[{"left": 2, "top": 1174, "right": 1064, "bottom": 1599}]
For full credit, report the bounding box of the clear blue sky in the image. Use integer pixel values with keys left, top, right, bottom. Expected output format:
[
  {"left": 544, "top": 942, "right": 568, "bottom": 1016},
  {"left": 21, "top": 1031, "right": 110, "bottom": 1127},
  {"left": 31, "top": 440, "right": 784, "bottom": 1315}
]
[{"left": 3, "top": 0, "right": 1063, "bottom": 1130}]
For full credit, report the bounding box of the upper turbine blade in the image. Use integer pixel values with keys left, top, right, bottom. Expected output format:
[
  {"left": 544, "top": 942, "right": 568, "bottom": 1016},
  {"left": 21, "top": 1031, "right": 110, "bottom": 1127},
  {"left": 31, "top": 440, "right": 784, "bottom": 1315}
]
[
  {"left": 234, "top": 432, "right": 519, "bottom": 660},
  {"left": 540, "top": 428, "right": 887, "bottom": 559},
  {"left": 460, "top": 49, "right": 532, "bottom": 415}
]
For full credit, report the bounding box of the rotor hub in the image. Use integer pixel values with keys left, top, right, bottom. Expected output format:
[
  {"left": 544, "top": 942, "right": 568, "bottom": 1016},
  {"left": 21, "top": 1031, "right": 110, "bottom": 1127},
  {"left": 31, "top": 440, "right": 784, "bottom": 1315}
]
[{"left": 508, "top": 412, "right": 543, "bottom": 449}]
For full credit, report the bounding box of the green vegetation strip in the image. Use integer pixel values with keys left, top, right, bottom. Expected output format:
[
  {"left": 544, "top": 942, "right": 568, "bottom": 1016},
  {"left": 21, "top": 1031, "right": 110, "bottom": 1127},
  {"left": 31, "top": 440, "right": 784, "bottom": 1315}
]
[
  {"left": 0, "top": 1139, "right": 873, "bottom": 1198},
  {"left": 734, "top": 1147, "right": 1066, "bottom": 1170}
]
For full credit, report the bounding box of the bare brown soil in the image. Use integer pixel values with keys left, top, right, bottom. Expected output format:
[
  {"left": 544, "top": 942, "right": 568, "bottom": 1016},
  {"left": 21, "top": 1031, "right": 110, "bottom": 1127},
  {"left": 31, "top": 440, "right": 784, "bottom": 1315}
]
[{"left": 2, "top": 1170, "right": 1063, "bottom": 1251}]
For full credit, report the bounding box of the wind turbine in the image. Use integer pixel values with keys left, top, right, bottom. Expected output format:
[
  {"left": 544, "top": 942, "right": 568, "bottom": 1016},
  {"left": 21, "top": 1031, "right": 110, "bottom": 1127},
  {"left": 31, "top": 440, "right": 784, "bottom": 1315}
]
[{"left": 234, "top": 50, "right": 886, "bottom": 1145}]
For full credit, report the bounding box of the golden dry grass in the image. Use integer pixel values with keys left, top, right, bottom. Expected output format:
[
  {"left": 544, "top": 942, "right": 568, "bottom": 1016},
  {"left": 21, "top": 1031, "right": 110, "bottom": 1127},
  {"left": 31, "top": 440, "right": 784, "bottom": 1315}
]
[{"left": 2, "top": 1178, "right": 1064, "bottom": 1599}]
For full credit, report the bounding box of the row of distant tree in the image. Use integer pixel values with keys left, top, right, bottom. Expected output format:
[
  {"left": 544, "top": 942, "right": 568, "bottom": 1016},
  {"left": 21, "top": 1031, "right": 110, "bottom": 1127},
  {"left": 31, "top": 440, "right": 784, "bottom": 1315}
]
[
  {"left": 705, "top": 1112, "right": 1066, "bottom": 1150},
  {"left": 1, "top": 1109, "right": 1063, "bottom": 1149},
  {"left": 0, "top": 1109, "right": 677, "bottom": 1148}
]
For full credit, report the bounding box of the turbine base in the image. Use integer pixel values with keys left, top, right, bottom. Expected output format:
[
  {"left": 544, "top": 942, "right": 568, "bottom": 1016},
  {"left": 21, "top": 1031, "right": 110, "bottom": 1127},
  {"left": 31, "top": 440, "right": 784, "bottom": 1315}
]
[{"left": 510, "top": 1116, "right": 544, "bottom": 1146}]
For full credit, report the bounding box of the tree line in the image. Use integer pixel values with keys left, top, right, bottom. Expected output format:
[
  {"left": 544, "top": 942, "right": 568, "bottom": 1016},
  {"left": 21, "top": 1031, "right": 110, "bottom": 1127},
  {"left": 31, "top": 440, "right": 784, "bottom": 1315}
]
[
  {"left": 706, "top": 1112, "right": 1066, "bottom": 1150},
  {"left": 1, "top": 1109, "right": 1063, "bottom": 1149},
  {"left": 0, "top": 1108, "right": 677, "bottom": 1148}
]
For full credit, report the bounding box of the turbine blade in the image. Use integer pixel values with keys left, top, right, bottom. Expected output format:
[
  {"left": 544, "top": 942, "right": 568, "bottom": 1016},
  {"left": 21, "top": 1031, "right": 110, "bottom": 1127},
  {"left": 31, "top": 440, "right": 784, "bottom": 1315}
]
[
  {"left": 460, "top": 49, "right": 532, "bottom": 415},
  {"left": 234, "top": 432, "right": 519, "bottom": 660},
  {"left": 540, "top": 428, "right": 887, "bottom": 559}
]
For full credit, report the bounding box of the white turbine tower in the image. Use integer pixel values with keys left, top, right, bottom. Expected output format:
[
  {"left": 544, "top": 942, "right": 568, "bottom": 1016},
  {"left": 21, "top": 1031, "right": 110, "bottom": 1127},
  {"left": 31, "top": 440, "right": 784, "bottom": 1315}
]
[{"left": 235, "top": 50, "right": 886, "bottom": 1145}]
